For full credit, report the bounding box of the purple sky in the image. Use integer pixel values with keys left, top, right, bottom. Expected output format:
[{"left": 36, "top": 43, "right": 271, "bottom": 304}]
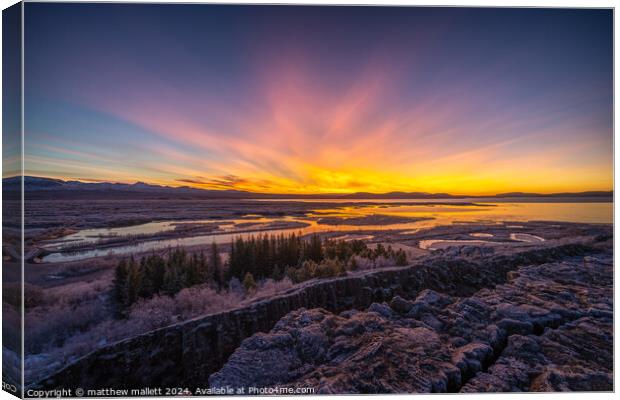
[{"left": 23, "top": 4, "right": 612, "bottom": 194}]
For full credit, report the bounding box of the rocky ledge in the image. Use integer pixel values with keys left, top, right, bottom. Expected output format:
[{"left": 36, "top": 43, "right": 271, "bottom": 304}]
[
  {"left": 35, "top": 226, "right": 611, "bottom": 392},
  {"left": 210, "top": 253, "right": 613, "bottom": 393}
]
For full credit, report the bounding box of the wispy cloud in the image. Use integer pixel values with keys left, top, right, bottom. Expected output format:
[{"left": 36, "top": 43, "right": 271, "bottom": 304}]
[{"left": 24, "top": 6, "right": 612, "bottom": 194}]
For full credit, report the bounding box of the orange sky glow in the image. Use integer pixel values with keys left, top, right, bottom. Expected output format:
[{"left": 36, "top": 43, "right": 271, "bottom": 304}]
[{"left": 19, "top": 6, "right": 613, "bottom": 195}]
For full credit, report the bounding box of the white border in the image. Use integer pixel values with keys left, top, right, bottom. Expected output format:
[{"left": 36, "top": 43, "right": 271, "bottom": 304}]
[{"left": 0, "top": 2, "right": 616, "bottom": 400}]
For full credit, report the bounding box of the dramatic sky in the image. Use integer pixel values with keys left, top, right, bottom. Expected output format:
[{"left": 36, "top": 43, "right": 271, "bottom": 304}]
[{"left": 24, "top": 4, "right": 612, "bottom": 194}]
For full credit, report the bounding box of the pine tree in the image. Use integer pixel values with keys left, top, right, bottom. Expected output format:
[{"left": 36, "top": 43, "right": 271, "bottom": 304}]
[
  {"left": 271, "top": 264, "right": 283, "bottom": 281},
  {"left": 150, "top": 254, "right": 166, "bottom": 294},
  {"left": 375, "top": 243, "right": 386, "bottom": 258},
  {"left": 243, "top": 272, "right": 257, "bottom": 292},
  {"left": 395, "top": 249, "right": 408, "bottom": 266},
  {"left": 349, "top": 256, "right": 359, "bottom": 271},
  {"left": 125, "top": 257, "right": 142, "bottom": 307},
  {"left": 350, "top": 240, "right": 366, "bottom": 254},
  {"left": 113, "top": 259, "right": 129, "bottom": 315},
  {"left": 308, "top": 234, "right": 323, "bottom": 262},
  {"left": 198, "top": 251, "right": 209, "bottom": 283},
  {"left": 336, "top": 240, "right": 351, "bottom": 261},
  {"left": 324, "top": 238, "right": 337, "bottom": 260},
  {"left": 229, "top": 237, "right": 246, "bottom": 279},
  {"left": 162, "top": 250, "right": 184, "bottom": 296},
  {"left": 209, "top": 242, "right": 223, "bottom": 289},
  {"left": 186, "top": 253, "right": 200, "bottom": 286}
]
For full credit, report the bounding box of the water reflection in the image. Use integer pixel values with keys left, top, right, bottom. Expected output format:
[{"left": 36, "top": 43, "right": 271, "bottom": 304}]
[{"left": 41, "top": 201, "right": 611, "bottom": 263}]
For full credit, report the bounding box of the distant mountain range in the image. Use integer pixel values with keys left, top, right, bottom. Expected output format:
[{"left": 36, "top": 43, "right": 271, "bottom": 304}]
[
  {"left": 337, "top": 190, "right": 613, "bottom": 199},
  {"left": 492, "top": 191, "right": 613, "bottom": 198},
  {"left": 3, "top": 176, "right": 245, "bottom": 196},
  {"left": 2, "top": 176, "right": 613, "bottom": 200}
]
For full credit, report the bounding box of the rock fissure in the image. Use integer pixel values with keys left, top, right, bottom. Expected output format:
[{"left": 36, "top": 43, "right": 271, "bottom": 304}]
[
  {"left": 211, "top": 248, "right": 612, "bottom": 393},
  {"left": 35, "top": 241, "right": 609, "bottom": 392}
]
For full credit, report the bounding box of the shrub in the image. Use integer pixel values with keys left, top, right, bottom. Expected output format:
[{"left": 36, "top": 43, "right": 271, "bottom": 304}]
[
  {"left": 286, "top": 259, "right": 345, "bottom": 283},
  {"left": 348, "top": 256, "right": 359, "bottom": 271},
  {"left": 127, "top": 295, "right": 177, "bottom": 331},
  {"left": 25, "top": 296, "right": 107, "bottom": 354},
  {"left": 243, "top": 272, "right": 257, "bottom": 292},
  {"left": 175, "top": 285, "right": 242, "bottom": 319},
  {"left": 395, "top": 249, "right": 408, "bottom": 266},
  {"left": 249, "top": 278, "right": 294, "bottom": 299}
]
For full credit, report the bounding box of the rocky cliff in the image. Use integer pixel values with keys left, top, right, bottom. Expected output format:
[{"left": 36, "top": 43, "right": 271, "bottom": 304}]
[
  {"left": 212, "top": 254, "right": 612, "bottom": 392},
  {"left": 34, "top": 240, "right": 607, "bottom": 391}
]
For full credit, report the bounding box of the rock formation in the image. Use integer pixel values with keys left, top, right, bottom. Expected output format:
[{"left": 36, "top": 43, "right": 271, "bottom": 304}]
[
  {"left": 211, "top": 253, "right": 612, "bottom": 393},
  {"left": 35, "top": 237, "right": 612, "bottom": 393}
]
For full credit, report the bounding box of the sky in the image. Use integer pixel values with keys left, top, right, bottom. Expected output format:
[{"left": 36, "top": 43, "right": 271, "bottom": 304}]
[
  {"left": 22, "top": 4, "right": 613, "bottom": 195},
  {"left": 2, "top": 3, "right": 21, "bottom": 179}
]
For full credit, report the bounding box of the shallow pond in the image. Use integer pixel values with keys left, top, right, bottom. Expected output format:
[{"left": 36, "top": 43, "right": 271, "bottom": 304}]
[{"left": 40, "top": 200, "right": 611, "bottom": 263}]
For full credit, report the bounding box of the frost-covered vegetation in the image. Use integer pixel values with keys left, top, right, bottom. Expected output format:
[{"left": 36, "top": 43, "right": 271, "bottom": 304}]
[
  {"left": 23, "top": 276, "right": 296, "bottom": 383},
  {"left": 113, "top": 244, "right": 224, "bottom": 315},
  {"left": 113, "top": 233, "right": 408, "bottom": 312},
  {"left": 229, "top": 232, "right": 408, "bottom": 283},
  {"left": 24, "top": 232, "right": 409, "bottom": 383}
]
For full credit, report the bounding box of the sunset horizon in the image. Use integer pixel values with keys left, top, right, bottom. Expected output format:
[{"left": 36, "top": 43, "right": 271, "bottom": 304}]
[{"left": 10, "top": 173, "right": 614, "bottom": 196}]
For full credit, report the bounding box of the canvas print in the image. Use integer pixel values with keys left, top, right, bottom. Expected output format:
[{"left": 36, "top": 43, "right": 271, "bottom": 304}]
[{"left": 2, "top": 2, "right": 613, "bottom": 397}]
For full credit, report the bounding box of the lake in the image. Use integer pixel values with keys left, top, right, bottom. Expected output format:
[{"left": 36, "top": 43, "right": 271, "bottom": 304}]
[{"left": 40, "top": 200, "right": 612, "bottom": 263}]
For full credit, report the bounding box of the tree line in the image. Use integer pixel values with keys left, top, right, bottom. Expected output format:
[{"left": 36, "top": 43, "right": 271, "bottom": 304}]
[
  {"left": 113, "top": 243, "right": 222, "bottom": 315},
  {"left": 113, "top": 232, "right": 408, "bottom": 315},
  {"left": 228, "top": 232, "right": 324, "bottom": 281},
  {"left": 228, "top": 233, "right": 407, "bottom": 283}
]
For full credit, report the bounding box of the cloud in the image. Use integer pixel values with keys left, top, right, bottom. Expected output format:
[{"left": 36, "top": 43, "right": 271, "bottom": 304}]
[
  {"left": 26, "top": 17, "right": 612, "bottom": 195},
  {"left": 175, "top": 175, "right": 274, "bottom": 191}
]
